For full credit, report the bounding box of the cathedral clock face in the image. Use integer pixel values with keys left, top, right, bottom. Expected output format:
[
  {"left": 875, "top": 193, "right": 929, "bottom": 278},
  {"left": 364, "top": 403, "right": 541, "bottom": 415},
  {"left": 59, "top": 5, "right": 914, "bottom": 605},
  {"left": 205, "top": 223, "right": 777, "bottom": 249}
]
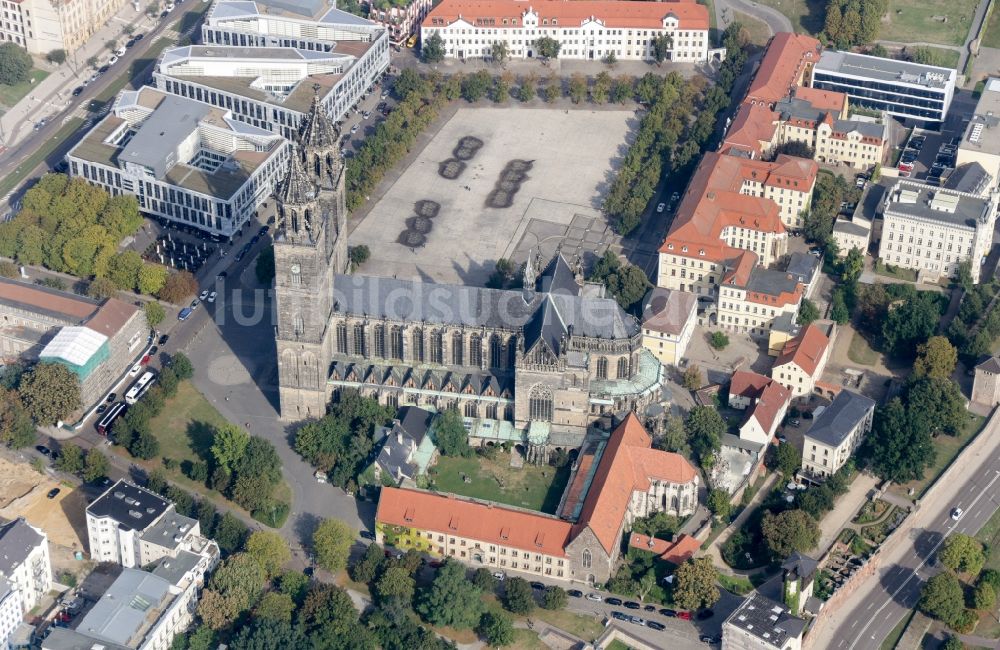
[{"left": 291, "top": 264, "right": 301, "bottom": 274}]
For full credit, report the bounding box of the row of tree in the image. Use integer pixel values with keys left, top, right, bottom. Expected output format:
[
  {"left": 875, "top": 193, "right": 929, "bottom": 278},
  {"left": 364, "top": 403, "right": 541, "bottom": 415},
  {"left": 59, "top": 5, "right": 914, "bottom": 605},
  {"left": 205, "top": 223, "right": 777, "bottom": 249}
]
[
  {"left": 112, "top": 353, "right": 194, "bottom": 459},
  {"left": 822, "top": 0, "right": 887, "bottom": 48},
  {"left": 920, "top": 533, "right": 997, "bottom": 634}
]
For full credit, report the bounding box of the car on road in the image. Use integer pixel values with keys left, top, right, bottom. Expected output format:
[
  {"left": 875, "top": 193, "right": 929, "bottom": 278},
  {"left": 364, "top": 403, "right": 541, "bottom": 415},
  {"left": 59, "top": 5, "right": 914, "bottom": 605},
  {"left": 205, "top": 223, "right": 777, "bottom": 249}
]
[
  {"left": 178, "top": 307, "right": 192, "bottom": 321},
  {"left": 951, "top": 507, "right": 964, "bottom": 520},
  {"left": 611, "top": 611, "right": 628, "bottom": 621},
  {"left": 126, "top": 38, "right": 136, "bottom": 48},
  {"left": 363, "top": 110, "right": 371, "bottom": 119},
  {"left": 47, "top": 488, "right": 60, "bottom": 499},
  {"left": 96, "top": 404, "right": 107, "bottom": 415},
  {"left": 98, "top": 65, "right": 110, "bottom": 74},
  {"left": 149, "top": 346, "right": 158, "bottom": 357},
  {"left": 530, "top": 582, "right": 545, "bottom": 591},
  {"left": 359, "top": 530, "right": 375, "bottom": 541},
  {"left": 106, "top": 393, "right": 116, "bottom": 402},
  {"left": 259, "top": 225, "right": 269, "bottom": 235},
  {"left": 627, "top": 615, "right": 645, "bottom": 626},
  {"left": 207, "top": 291, "right": 217, "bottom": 303},
  {"left": 115, "top": 46, "right": 126, "bottom": 56},
  {"left": 659, "top": 608, "right": 676, "bottom": 617},
  {"left": 134, "top": 33, "right": 144, "bottom": 41},
  {"left": 656, "top": 202, "right": 665, "bottom": 213},
  {"left": 568, "top": 590, "right": 583, "bottom": 598},
  {"left": 699, "top": 635, "right": 720, "bottom": 644},
  {"left": 158, "top": 334, "right": 169, "bottom": 345},
  {"left": 586, "top": 593, "right": 603, "bottom": 602},
  {"left": 351, "top": 123, "right": 359, "bottom": 133},
  {"left": 108, "top": 55, "right": 119, "bottom": 65},
  {"left": 72, "top": 86, "right": 84, "bottom": 96},
  {"left": 643, "top": 604, "right": 657, "bottom": 612},
  {"left": 606, "top": 597, "right": 623, "bottom": 606},
  {"left": 129, "top": 363, "right": 141, "bottom": 377},
  {"left": 381, "top": 89, "right": 389, "bottom": 99},
  {"left": 191, "top": 299, "right": 200, "bottom": 309},
  {"left": 36, "top": 445, "right": 51, "bottom": 456},
  {"left": 251, "top": 234, "right": 260, "bottom": 244},
  {"left": 492, "top": 571, "right": 505, "bottom": 581},
  {"left": 89, "top": 72, "right": 99, "bottom": 82},
  {"left": 199, "top": 290, "right": 209, "bottom": 301},
  {"left": 623, "top": 601, "right": 640, "bottom": 610},
  {"left": 677, "top": 611, "right": 692, "bottom": 620},
  {"left": 647, "top": 621, "right": 665, "bottom": 631}
]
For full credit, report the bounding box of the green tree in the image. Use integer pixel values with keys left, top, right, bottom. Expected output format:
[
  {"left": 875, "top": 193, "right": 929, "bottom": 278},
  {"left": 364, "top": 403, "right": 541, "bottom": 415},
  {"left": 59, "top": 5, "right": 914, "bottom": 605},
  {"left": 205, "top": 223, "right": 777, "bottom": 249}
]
[
  {"left": 830, "top": 289, "right": 850, "bottom": 325},
  {"left": 0, "top": 389, "right": 36, "bottom": 449},
  {"left": 541, "top": 585, "right": 567, "bottom": 610},
  {"left": 883, "top": 295, "right": 939, "bottom": 358},
  {"left": 211, "top": 423, "right": 250, "bottom": 474},
  {"left": 82, "top": 450, "right": 110, "bottom": 482},
  {"left": 518, "top": 74, "right": 536, "bottom": 102},
  {"left": 906, "top": 377, "right": 967, "bottom": 437},
  {"left": 709, "top": 331, "right": 729, "bottom": 349},
  {"left": 171, "top": 352, "right": 194, "bottom": 379},
  {"left": 939, "top": 534, "right": 985, "bottom": 576},
  {"left": 761, "top": 509, "right": 820, "bottom": 557},
  {"left": 503, "top": 577, "right": 535, "bottom": 614},
  {"left": 797, "top": 299, "right": 820, "bottom": 325},
  {"left": 707, "top": 488, "right": 732, "bottom": 520},
  {"left": 491, "top": 41, "right": 509, "bottom": 67},
  {"left": 87, "top": 277, "right": 119, "bottom": 300},
  {"left": 461, "top": 70, "right": 491, "bottom": 102},
  {"left": 158, "top": 271, "right": 198, "bottom": 303},
  {"left": 611, "top": 75, "right": 633, "bottom": 103},
  {"left": 862, "top": 397, "right": 935, "bottom": 483},
  {"left": 422, "top": 33, "right": 445, "bottom": 63},
  {"left": 654, "top": 413, "right": 689, "bottom": 455},
  {"left": 348, "top": 245, "right": 370, "bottom": 270},
  {"left": 568, "top": 73, "right": 587, "bottom": 104},
  {"left": 108, "top": 250, "right": 144, "bottom": 291},
  {"left": 672, "top": 557, "right": 720, "bottom": 610},
  {"left": 0, "top": 43, "right": 31, "bottom": 85},
  {"left": 477, "top": 611, "right": 515, "bottom": 646},
  {"left": 55, "top": 443, "right": 85, "bottom": 475},
  {"left": 682, "top": 365, "right": 703, "bottom": 391},
  {"left": 471, "top": 567, "right": 496, "bottom": 592},
  {"left": 350, "top": 543, "right": 384, "bottom": 584},
  {"left": 603, "top": 51, "right": 617, "bottom": 67},
  {"left": 685, "top": 405, "right": 725, "bottom": 466},
  {"left": 254, "top": 592, "right": 296, "bottom": 623},
  {"left": 842, "top": 247, "right": 865, "bottom": 283},
  {"left": 417, "top": 559, "right": 484, "bottom": 628},
  {"left": 144, "top": 301, "right": 165, "bottom": 327},
  {"left": 919, "top": 572, "right": 966, "bottom": 628},
  {"left": 434, "top": 408, "right": 470, "bottom": 456},
  {"left": 534, "top": 36, "right": 561, "bottom": 60},
  {"left": 374, "top": 566, "right": 416, "bottom": 604},
  {"left": 245, "top": 530, "right": 290, "bottom": 578},
  {"left": 543, "top": 78, "right": 560, "bottom": 102},
  {"left": 651, "top": 34, "right": 673, "bottom": 65},
  {"left": 775, "top": 140, "right": 816, "bottom": 159},
  {"left": 129, "top": 430, "right": 160, "bottom": 459},
  {"left": 974, "top": 582, "right": 996, "bottom": 611},
  {"left": 313, "top": 518, "right": 353, "bottom": 573},
  {"left": 913, "top": 336, "right": 958, "bottom": 380},
  {"left": 775, "top": 442, "right": 801, "bottom": 477},
  {"left": 256, "top": 246, "right": 275, "bottom": 284},
  {"left": 198, "top": 553, "right": 268, "bottom": 629},
  {"left": 138, "top": 264, "right": 168, "bottom": 295},
  {"left": 46, "top": 49, "right": 67, "bottom": 64},
  {"left": 18, "top": 362, "right": 80, "bottom": 424},
  {"left": 941, "top": 636, "right": 966, "bottom": 650}
]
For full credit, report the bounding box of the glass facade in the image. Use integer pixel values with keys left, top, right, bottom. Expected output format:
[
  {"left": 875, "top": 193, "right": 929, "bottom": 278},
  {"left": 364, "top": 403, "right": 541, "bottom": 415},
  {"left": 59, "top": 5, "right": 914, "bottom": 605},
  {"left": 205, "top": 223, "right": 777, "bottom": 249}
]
[{"left": 812, "top": 72, "right": 948, "bottom": 122}]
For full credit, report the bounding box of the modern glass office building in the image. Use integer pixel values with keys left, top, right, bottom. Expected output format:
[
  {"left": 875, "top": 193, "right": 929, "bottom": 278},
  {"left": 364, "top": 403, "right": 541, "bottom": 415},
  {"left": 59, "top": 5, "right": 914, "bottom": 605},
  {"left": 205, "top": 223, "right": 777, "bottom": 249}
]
[{"left": 811, "top": 51, "right": 956, "bottom": 125}]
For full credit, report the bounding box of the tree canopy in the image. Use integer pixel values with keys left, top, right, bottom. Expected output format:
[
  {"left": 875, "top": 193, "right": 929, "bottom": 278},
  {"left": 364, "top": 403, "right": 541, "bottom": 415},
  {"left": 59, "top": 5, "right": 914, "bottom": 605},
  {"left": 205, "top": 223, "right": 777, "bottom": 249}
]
[
  {"left": 417, "top": 559, "right": 484, "bottom": 628},
  {"left": 761, "top": 509, "right": 819, "bottom": 557},
  {"left": 861, "top": 397, "right": 935, "bottom": 483},
  {"left": 434, "top": 407, "right": 471, "bottom": 457},
  {"left": 0, "top": 43, "right": 31, "bottom": 86},
  {"left": 914, "top": 335, "right": 957, "bottom": 380},
  {"left": 18, "top": 362, "right": 80, "bottom": 424},
  {"left": 939, "top": 534, "right": 985, "bottom": 576},
  {"left": 313, "top": 518, "right": 353, "bottom": 573}
]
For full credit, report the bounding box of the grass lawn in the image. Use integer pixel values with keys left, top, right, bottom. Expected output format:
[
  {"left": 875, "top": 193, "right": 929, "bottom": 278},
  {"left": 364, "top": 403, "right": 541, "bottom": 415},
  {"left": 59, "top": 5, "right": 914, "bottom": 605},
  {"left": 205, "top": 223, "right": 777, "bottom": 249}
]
[
  {"left": 880, "top": 0, "right": 978, "bottom": 46},
  {"left": 752, "top": 0, "right": 827, "bottom": 33},
  {"left": 847, "top": 330, "right": 881, "bottom": 366},
  {"left": 984, "top": 3, "right": 1000, "bottom": 49},
  {"left": 0, "top": 116, "right": 83, "bottom": 200},
  {"left": 909, "top": 47, "right": 962, "bottom": 69},
  {"left": 873, "top": 260, "right": 919, "bottom": 282},
  {"left": 880, "top": 609, "right": 915, "bottom": 650},
  {"left": 890, "top": 413, "right": 987, "bottom": 499},
  {"left": 431, "top": 452, "right": 571, "bottom": 514},
  {"left": 733, "top": 11, "right": 773, "bottom": 46},
  {"left": 0, "top": 69, "right": 49, "bottom": 108},
  {"left": 717, "top": 572, "right": 754, "bottom": 595},
  {"left": 975, "top": 504, "right": 1000, "bottom": 573}
]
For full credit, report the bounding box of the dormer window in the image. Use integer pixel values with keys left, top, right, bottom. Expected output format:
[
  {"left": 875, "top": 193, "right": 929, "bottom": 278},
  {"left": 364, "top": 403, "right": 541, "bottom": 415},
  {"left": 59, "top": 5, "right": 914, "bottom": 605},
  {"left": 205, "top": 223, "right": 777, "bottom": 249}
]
[{"left": 552, "top": 18, "right": 557, "bottom": 25}]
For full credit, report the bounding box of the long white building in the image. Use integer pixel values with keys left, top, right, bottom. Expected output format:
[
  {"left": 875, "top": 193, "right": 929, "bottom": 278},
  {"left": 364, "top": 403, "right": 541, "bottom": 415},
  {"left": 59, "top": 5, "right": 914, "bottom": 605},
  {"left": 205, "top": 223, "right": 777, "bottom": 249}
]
[
  {"left": 420, "top": 0, "right": 710, "bottom": 62},
  {"left": 0, "top": 518, "right": 51, "bottom": 615},
  {"left": 154, "top": 43, "right": 386, "bottom": 140},
  {"left": 878, "top": 180, "right": 999, "bottom": 284},
  {"left": 67, "top": 86, "right": 290, "bottom": 238}
]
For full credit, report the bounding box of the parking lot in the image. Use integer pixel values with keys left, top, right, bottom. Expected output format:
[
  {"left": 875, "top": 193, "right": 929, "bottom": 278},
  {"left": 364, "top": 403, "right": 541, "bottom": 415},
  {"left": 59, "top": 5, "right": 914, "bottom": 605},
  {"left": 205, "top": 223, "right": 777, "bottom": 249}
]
[{"left": 896, "top": 130, "right": 961, "bottom": 185}]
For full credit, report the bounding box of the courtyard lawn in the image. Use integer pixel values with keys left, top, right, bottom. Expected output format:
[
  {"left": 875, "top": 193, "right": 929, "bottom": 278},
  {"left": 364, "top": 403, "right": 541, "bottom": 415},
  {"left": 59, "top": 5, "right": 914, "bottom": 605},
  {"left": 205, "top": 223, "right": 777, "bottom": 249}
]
[
  {"left": 0, "top": 69, "right": 49, "bottom": 108},
  {"left": 873, "top": 260, "right": 919, "bottom": 282},
  {"left": 431, "top": 452, "right": 571, "bottom": 514},
  {"left": 733, "top": 11, "right": 774, "bottom": 46},
  {"left": 890, "top": 413, "right": 986, "bottom": 499},
  {"left": 879, "top": 0, "right": 979, "bottom": 47},
  {"left": 847, "top": 331, "right": 881, "bottom": 366},
  {"left": 752, "top": 0, "right": 827, "bottom": 34}
]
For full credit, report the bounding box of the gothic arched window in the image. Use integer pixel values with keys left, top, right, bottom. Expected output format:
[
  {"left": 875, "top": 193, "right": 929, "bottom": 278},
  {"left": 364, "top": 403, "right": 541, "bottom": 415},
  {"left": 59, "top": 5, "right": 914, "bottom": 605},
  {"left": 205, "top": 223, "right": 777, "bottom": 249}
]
[
  {"left": 582, "top": 549, "right": 592, "bottom": 569},
  {"left": 596, "top": 357, "right": 608, "bottom": 380},
  {"left": 390, "top": 326, "right": 404, "bottom": 360},
  {"left": 469, "top": 333, "right": 483, "bottom": 367},
  {"left": 336, "top": 322, "right": 348, "bottom": 354},
  {"left": 373, "top": 324, "right": 386, "bottom": 358},
  {"left": 489, "top": 334, "right": 503, "bottom": 368},
  {"left": 452, "top": 332, "right": 464, "bottom": 366},
  {"left": 528, "top": 385, "right": 553, "bottom": 421},
  {"left": 617, "top": 357, "right": 628, "bottom": 379},
  {"left": 412, "top": 328, "right": 425, "bottom": 363},
  {"left": 431, "top": 330, "right": 444, "bottom": 364}
]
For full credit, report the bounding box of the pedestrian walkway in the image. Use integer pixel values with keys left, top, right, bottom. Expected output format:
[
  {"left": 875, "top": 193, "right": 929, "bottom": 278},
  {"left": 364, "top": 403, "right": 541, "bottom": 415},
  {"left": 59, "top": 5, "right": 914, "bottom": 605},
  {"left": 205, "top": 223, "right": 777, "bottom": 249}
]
[
  {"left": 0, "top": 3, "right": 158, "bottom": 149},
  {"left": 702, "top": 471, "right": 778, "bottom": 576},
  {"left": 814, "top": 473, "right": 879, "bottom": 553}
]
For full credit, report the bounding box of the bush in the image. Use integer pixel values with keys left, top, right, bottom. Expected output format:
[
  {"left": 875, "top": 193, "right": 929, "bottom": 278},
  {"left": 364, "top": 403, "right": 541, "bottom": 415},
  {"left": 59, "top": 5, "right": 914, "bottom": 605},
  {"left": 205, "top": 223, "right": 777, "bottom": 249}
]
[
  {"left": 0, "top": 43, "right": 31, "bottom": 85},
  {"left": 709, "top": 331, "right": 729, "bottom": 349},
  {"left": 252, "top": 500, "right": 290, "bottom": 528}
]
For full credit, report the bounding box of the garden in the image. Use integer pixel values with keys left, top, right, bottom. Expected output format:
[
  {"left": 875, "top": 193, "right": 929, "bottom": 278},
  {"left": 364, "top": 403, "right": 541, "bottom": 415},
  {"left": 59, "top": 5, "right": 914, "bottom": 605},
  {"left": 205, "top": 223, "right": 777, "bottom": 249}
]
[{"left": 429, "top": 450, "right": 572, "bottom": 514}]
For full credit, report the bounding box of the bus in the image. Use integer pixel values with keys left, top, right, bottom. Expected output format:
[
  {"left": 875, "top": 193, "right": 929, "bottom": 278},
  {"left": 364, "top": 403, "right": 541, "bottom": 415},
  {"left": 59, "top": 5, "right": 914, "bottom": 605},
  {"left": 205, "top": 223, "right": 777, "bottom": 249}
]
[
  {"left": 96, "top": 402, "right": 126, "bottom": 435},
  {"left": 125, "top": 371, "right": 156, "bottom": 405}
]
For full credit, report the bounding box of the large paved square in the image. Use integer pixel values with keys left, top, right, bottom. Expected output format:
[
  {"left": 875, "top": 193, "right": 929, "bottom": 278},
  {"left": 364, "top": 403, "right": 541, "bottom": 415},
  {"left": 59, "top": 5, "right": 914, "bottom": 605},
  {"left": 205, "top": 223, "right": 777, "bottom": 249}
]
[{"left": 349, "top": 107, "right": 637, "bottom": 285}]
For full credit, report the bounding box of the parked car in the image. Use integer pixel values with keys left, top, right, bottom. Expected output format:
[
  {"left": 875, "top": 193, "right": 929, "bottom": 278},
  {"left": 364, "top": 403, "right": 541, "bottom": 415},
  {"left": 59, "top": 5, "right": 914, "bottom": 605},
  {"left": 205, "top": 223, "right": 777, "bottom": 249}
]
[
  {"left": 677, "top": 611, "right": 692, "bottom": 620},
  {"left": 207, "top": 291, "right": 217, "bottom": 303},
  {"left": 191, "top": 299, "right": 200, "bottom": 309},
  {"left": 659, "top": 608, "right": 677, "bottom": 617},
  {"left": 627, "top": 615, "right": 645, "bottom": 626},
  {"left": 568, "top": 590, "right": 584, "bottom": 598},
  {"left": 700, "top": 635, "right": 720, "bottom": 644},
  {"left": 606, "top": 597, "right": 623, "bottom": 606},
  {"left": 647, "top": 621, "right": 666, "bottom": 631},
  {"left": 359, "top": 531, "right": 375, "bottom": 541},
  {"left": 623, "top": 601, "right": 641, "bottom": 610},
  {"left": 643, "top": 604, "right": 657, "bottom": 612},
  {"left": 129, "top": 363, "right": 141, "bottom": 377},
  {"left": 530, "top": 582, "right": 546, "bottom": 591},
  {"left": 36, "top": 445, "right": 51, "bottom": 456},
  {"left": 586, "top": 593, "right": 603, "bottom": 602},
  {"left": 611, "top": 611, "right": 628, "bottom": 621},
  {"left": 199, "top": 290, "right": 209, "bottom": 301},
  {"left": 656, "top": 203, "right": 665, "bottom": 213},
  {"left": 96, "top": 404, "right": 107, "bottom": 415},
  {"left": 492, "top": 571, "right": 506, "bottom": 581},
  {"left": 72, "top": 86, "right": 84, "bottom": 96},
  {"left": 158, "top": 334, "right": 169, "bottom": 345},
  {"left": 47, "top": 488, "right": 60, "bottom": 499},
  {"left": 106, "top": 393, "right": 116, "bottom": 402},
  {"left": 178, "top": 307, "right": 193, "bottom": 321}
]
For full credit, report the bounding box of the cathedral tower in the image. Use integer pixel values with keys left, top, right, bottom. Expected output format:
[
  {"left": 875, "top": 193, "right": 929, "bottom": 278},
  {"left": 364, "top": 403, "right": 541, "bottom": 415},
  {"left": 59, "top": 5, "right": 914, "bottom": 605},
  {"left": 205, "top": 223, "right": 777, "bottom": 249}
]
[{"left": 273, "top": 88, "right": 348, "bottom": 420}]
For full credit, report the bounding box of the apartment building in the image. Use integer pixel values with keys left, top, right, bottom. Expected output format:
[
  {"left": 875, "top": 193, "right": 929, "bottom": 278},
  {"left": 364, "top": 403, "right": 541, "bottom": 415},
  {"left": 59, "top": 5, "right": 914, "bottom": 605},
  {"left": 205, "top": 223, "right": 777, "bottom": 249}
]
[
  {"left": 68, "top": 87, "right": 290, "bottom": 238},
  {"left": 0, "top": 518, "right": 51, "bottom": 614},
  {"left": 365, "top": 0, "right": 434, "bottom": 45},
  {"left": 811, "top": 50, "right": 956, "bottom": 125},
  {"left": 771, "top": 322, "right": 833, "bottom": 398},
  {"left": 832, "top": 216, "right": 872, "bottom": 257},
  {"left": 639, "top": 287, "right": 697, "bottom": 366},
  {"left": 722, "top": 592, "right": 806, "bottom": 650},
  {"left": 203, "top": 0, "right": 386, "bottom": 51},
  {"left": 86, "top": 481, "right": 219, "bottom": 570},
  {"left": 155, "top": 41, "right": 389, "bottom": 140},
  {"left": 0, "top": 0, "right": 132, "bottom": 55},
  {"left": 773, "top": 97, "right": 886, "bottom": 169},
  {"left": 878, "top": 180, "right": 999, "bottom": 284},
  {"left": 420, "top": 0, "right": 710, "bottom": 62},
  {"left": 717, "top": 256, "right": 804, "bottom": 338},
  {"left": 376, "top": 414, "right": 699, "bottom": 584},
  {"left": 0, "top": 579, "right": 21, "bottom": 650},
  {"left": 957, "top": 78, "right": 1000, "bottom": 188},
  {"left": 728, "top": 371, "right": 791, "bottom": 446},
  {"left": 802, "top": 389, "right": 875, "bottom": 478}
]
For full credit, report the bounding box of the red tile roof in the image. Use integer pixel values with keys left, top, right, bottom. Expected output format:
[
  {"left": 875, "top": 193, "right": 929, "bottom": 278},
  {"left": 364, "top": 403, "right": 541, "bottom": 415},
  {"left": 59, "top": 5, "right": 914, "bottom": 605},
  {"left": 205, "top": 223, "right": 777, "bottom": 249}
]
[
  {"left": 792, "top": 86, "right": 847, "bottom": 116},
  {"left": 376, "top": 487, "right": 574, "bottom": 557},
  {"left": 573, "top": 414, "right": 698, "bottom": 555},
  {"left": 746, "top": 33, "right": 823, "bottom": 107},
  {"left": 0, "top": 277, "right": 97, "bottom": 322},
  {"left": 748, "top": 380, "right": 791, "bottom": 434},
  {"left": 774, "top": 323, "right": 830, "bottom": 376},
  {"left": 722, "top": 103, "right": 779, "bottom": 156},
  {"left": 629, "top": 532, "right": 701, "bottom": 565},
  {"left": 423, "top": 0, "right": 709, "bottom": 30},
  {"left": 730, "top": 370, "right": 775, "bottom": 401}
]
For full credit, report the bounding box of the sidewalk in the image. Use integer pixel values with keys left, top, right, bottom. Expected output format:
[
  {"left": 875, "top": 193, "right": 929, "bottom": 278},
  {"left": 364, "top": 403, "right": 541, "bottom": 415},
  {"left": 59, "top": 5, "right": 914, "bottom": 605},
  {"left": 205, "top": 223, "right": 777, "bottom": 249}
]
[
  {"left": 0, "top": 3, "right": 158, "bottom": 148},
  {"left": 702, "top": 471, "right": 778, "bottom": 576},
  {"left": 814, "top": 472, "right": 879, "bottom": 553}
]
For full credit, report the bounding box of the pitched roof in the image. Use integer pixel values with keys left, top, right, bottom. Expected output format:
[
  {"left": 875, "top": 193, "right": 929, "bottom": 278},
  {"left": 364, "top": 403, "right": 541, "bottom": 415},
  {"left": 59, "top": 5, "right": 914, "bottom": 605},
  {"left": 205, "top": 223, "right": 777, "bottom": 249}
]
[
  {"left": 628, "top": 532, "right": 701, "bottom": 565},
  {"left": 746, "top": 33, "right": 823, "bottom": 107},
  {"left": 723, "top": 102, "right": 779, "bottom": 156},
  {"left": 792, "top": 85, "right": 847, "bottom": 115},
  {"left": 774, "top": 323, "right": 830, "bottom": 376},
  {"left": 0, "top": 518, "right": 45, "bottom": 574},
  {"left": 730, "top": 370, "right": 774, "bottom": 401},
  {"left": 573, "top": 414, "right": 698, "bottom": 555},
  {"left": 0, "top": 277, "right": 98, "bottom": 323},
  {"left": 376, "top": 487, "right": 573, "bottom": 557},
  {"left": 423, "top": 0, "right": 710, "bottom": 30},
  {"left": 640, "top": 287, "right": 697, "bottom": 335},
  {"left": 977, "top": 356, "right": 1000, "bottom": 374},
  {"left": 804, "top": 389, "right": 875, "bottom": 447},
  {"left": 84, "top": 299, "right": 139, "bottom": 338},
  {"left": 747, "top": 380, "right": 791, "bottom": 434}
]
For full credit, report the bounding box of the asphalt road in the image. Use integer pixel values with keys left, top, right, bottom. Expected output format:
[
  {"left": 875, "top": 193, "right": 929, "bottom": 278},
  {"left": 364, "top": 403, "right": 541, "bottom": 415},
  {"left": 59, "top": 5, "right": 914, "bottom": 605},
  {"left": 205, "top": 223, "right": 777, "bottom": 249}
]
[
  {"left": 816, "top": 412, "right": 1000, "bottom": 649},
  {"left": 715, "top": 0, "right": 793, "bottom": 36}
]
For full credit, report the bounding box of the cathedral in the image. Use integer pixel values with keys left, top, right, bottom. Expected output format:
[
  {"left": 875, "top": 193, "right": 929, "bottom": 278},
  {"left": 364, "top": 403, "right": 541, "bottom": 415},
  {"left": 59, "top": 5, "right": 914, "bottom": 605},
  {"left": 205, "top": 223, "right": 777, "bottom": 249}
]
[{"left": 273, "top": 96, "right": 665, "bottom": 438}]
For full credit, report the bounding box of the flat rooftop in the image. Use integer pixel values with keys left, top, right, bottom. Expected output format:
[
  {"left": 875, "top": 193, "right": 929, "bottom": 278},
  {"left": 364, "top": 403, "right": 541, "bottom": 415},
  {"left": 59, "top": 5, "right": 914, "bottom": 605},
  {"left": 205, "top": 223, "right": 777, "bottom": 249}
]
[
  {"left": 76, "top": 569, "right": 172, "bottom": 647},
  {"left": 816, "top": 50, "right": 955, "bottom": 90},
  {"left": 726, "top": 592, "right": 807, "bottom": 649},
  {"left": 209, "top": 0, "right": 376, "bottom": 27},
  {"left": 962, "top": 78, "right": 1000, "bottom": 156},
  {"left": 86, "top": 480, "right": 169, "bottom": 532},
  {"left": 882, "top": 180, "right": 992, "bottom": 230}
]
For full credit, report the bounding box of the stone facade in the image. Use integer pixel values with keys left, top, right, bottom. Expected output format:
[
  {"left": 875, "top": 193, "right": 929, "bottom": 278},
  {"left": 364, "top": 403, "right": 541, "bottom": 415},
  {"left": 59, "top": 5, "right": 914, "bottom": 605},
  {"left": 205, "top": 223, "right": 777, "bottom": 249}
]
[{"left": 972, "top": 357, "right": 1000, "bottom": 408}]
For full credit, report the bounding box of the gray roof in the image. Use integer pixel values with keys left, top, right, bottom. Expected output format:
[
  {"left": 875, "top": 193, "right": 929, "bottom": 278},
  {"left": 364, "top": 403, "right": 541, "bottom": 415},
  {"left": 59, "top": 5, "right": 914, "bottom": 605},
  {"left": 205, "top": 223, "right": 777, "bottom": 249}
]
[
  {"left": 120, "top": 96, "right": 210, "bottom": 179},
  {"left": 882, "top": 180, "right": 993, "bottom": 230},
  {"left": 945, "top": 162, "right": 993, "bottom": 196},
  {"left": 775, "top": 96, "right": 885, "bottom": 139},
  {"left": 833, "top": 218, "right": 871, "bottom": 238},
  {"left": 76, "top": 569, "right": 172, "bottom": 647},
  {"left": 804, "top": 389, "right": 875, "bottom": 447},
  {"left": 977, "top": 356, "right": 1000, "bottom": 373},
  {"left": 150, "top": 550, "right": 202, "bottom": 587},
  {"left": 0, "top": 577, "right": 14, "bottom": 604},
  {"left": 641, "top": 287, "right": 697, "bottom": 335},
  {"left": 0, "top": 518, "right": 45, "bottom": 575},
  {"left": 87, "top": 480, "right": 170, "bottom": 532},
  {"left": 139, "top": 511, "right": 199, "bottom": 552},
  {"left": 770, "top": 312, "right": 800, "bottom": 336},
  {"left": 786, "top": 252, "right": 819, "bottom": 285},
  {"left": 725, "top": 592, "right": 807, "bottom": 649},
  {"left": 397, "top": 405, "right": 434, "bottom": 440},
  {"left": 745, "top": 267, "right": 801, "bottom": 297},
  {"left": 815, "top": 50, "right": 956, "bottom": 90},
  {"left": 42, "top": 628, "right": 130, "bottom": 650},
  {"left": 538, "top": 255, "right": 580, "bottom": 295},
  {"left": 782, "top": 551, "right": 818, "bottom": 582},
  {"left": 721, "top": 432, "right": 765, "bottom": 454},
  {"left": 961, "top": 79, "right": 1000, "bottom": 156}
]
